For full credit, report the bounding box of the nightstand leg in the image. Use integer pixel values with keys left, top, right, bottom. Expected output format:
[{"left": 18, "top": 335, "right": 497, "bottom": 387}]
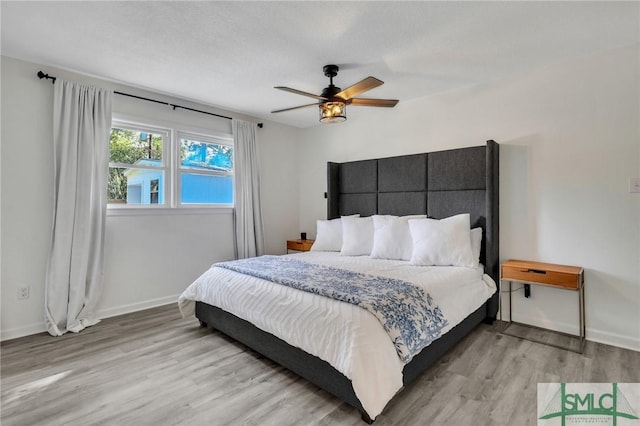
[
  {"left": 508, "top": 280, "right": 512, "bottom": 324},
  {"left": 579, "top": 277, "right": 585, "bottom": 353},
  {"left": 499, "top": 280, "right": 513, "bottom": 332},
  {"left": 499, "top": 280, "right": 503, "bottom": 324},
  {"left": 499, "top": 280, "right": 514, "bottom": 333}
]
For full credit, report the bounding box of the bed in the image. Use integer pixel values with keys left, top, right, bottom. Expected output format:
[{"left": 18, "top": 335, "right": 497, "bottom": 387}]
[{"left": 179, "top": 140, "right": 499, "bottom": 423}]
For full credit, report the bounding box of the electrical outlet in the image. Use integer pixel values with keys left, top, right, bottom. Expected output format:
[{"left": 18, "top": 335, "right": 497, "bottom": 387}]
[
  {"left": 18, "top": 286, "right": 30, "bottom": 300},
  {"left": 630, "top": 177, "right": 640, "bottom": 193}
]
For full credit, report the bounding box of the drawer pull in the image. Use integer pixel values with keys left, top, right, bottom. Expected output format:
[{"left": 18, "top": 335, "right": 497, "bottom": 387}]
[{"left": 527, "top": 269, "right": 547, "bottom": 274}]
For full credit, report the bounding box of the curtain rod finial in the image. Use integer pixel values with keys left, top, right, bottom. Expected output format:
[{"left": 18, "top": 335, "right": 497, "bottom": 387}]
[{"left": 37, "top": 71, "right": 56, "bottom": 84}]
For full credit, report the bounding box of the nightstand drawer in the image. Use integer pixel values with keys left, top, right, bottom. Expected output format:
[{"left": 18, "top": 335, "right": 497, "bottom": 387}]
[
  {"left": 287, "top": 239, "right": 314, "bottom": 252},
  {"left": 501, "top": 261, "right": 582, "bottom": 289}
]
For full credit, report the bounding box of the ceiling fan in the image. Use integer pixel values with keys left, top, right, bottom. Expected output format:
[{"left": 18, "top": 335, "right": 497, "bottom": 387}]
[{"left": 271, "top": 64, "right": 399, "bottom": 124}]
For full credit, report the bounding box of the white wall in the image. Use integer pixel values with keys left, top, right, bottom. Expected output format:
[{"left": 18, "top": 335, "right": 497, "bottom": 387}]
[
  {"left": 1, "top": 56, "right": 301, "bottom": 339},
  {"left": 298, "top": 45, "right": 640, "bottom": 351}
]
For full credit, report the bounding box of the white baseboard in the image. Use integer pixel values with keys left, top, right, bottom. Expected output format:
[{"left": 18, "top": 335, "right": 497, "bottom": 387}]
[
  {"left": 0, "top": 294, "right": 180, "bottom": 342},
  {"left": 0, "top": 323, "right": 48, "bottom": 342},
  {"left": 499, "top": 311, "right": 640, "bottom": 352},
  {"left": 96, "top": 294, "right": 180, "bottom": 319},
  {"left": 587, "top": 329, "right": 640, "bottom": 352}
]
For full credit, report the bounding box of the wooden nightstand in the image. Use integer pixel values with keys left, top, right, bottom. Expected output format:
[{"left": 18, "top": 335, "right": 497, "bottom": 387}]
[
  {"left": 500, "top": 259, "right": 585, "bottom": 353},
  {"left": 286, "top": 239, "right": 314, "bottom": 253}
]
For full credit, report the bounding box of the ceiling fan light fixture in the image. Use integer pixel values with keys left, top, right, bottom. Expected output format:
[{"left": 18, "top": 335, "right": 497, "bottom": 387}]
[
  {"left": 319, "top": 101, "right": 347, "bottom": 124},
  {"left": 273, "top": 64, "right": 397, "bottom": 123}
]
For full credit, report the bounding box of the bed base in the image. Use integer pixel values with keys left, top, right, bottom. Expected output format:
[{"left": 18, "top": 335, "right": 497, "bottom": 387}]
[{"left": 195, "top": 300, "right": 489, "bottom": 423}]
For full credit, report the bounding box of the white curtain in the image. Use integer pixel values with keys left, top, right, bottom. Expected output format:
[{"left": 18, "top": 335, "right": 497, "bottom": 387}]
[
  {"left": 232, "top": 120, "right": 265, "bottom": 259},
  {"left": 44, "top": 79, "right": 112, "bottom": 336}
]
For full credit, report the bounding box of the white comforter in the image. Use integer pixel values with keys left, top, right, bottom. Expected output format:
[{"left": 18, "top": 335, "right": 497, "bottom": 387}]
[{"left": 178, "top": 252, "right": 496, "bottom": 419}]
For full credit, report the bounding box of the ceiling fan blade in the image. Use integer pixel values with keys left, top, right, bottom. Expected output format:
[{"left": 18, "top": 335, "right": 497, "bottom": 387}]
[
  {"left": 335, "top": 77, "right": 383, "bottom": 100},
  {"left": 348, "top": 98, "right": 399, "bottom": 107},
  {"left": 275, "top": 86, "right": 327, "bottom": 101},
  {"left": 271, "top": 103, "right": 320, "bottom": 114}
]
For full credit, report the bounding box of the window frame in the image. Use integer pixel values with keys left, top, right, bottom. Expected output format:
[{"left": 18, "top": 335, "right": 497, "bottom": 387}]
[{"left": 108, "top": 117, "right": 234, "bottom": 214}]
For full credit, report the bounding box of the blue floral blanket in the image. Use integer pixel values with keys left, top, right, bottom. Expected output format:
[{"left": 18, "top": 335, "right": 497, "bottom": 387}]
[{"left": 215, "top": 255, "right": 448, "bottom": 363}]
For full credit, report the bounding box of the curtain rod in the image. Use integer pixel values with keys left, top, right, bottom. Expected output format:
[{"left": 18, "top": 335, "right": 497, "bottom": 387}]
[{"left": 37, "top": 71, "right": 263, "bottom": 128}]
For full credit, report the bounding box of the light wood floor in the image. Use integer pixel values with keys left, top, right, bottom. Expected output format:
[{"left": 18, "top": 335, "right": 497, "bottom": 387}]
[{"left": 1, "top": 304, "right": 638, "bottom": 426}]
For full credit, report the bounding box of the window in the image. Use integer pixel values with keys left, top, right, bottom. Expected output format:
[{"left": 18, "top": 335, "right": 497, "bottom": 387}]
[
  {"left": 108, "top": 119, "right": 233, "bottom": 209},
  {"left": 179, "top": 133, "right": 233, "bottom": 205},
  {"left": 108, "top": 125, "right": 167, "bottom": 206}
]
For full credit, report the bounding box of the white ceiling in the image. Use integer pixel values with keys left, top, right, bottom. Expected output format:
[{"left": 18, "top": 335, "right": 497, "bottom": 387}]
[{"left": 2, "top": 1, "right": 638, "bottom": 128}]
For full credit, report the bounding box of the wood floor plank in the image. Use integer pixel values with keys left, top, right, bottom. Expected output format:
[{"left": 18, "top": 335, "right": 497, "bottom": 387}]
[{"left": 2, "top": 304, "right": 639, "bottom": 425}]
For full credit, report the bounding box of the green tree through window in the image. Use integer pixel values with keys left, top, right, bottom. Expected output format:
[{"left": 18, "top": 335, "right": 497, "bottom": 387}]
[{"left": 108, "top": 128, "right": 163, "bottom": 202}]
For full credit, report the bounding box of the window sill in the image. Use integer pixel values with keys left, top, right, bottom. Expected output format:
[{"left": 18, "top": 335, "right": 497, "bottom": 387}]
[{"left": 106, "top": 206, "right": 233, "bottom": 217}]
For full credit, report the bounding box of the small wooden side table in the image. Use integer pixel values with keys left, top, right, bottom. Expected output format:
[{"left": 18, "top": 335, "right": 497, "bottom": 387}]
[
  {"left": 500, "top": 259, "right": 585, "bottom": 353},
  {"left": 286, "top": 239, "right": 315, "bottom": 253}
]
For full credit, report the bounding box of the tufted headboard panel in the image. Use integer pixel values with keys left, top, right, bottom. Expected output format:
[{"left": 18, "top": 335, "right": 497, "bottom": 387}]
[{"left": 326, "top": 140, "right": 500, "bottom": 318}]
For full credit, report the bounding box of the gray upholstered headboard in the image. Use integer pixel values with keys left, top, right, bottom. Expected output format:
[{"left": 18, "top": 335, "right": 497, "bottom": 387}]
[{"left": 326, "top": 140, "right": 499, "bottom": 319}]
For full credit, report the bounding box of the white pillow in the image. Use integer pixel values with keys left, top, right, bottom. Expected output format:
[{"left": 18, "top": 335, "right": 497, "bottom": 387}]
[
  {"left": 340, "top": 216, "right": 374, "bottom": 256},
  {"left": 310, "top": 215, "right": 360, "bottom": 252},
  {"left": 408, "top": 214, "right": 475, "bottom": 267},
  {"left": 370, "top": 215, "right": 427, "bottom": 260},
  {"left": 470, "top": 227, "right": 482, "bottom": 268},
  {"left": 310, "top": 218, "right": 343, "bottom": 251}
]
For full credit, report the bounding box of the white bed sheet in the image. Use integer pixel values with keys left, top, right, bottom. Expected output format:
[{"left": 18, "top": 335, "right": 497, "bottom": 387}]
[{"left": 178, "top": 252, "right": 496, "bottom": 419}]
